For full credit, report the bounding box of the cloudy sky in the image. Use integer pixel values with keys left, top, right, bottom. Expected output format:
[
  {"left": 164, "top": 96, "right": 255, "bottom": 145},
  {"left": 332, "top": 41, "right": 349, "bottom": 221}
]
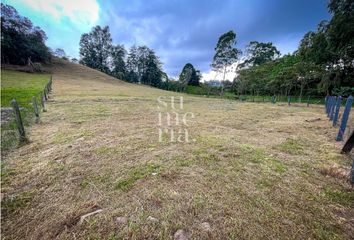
[{"left": 4, "top": 0, "right": 330, "bottom": 80}]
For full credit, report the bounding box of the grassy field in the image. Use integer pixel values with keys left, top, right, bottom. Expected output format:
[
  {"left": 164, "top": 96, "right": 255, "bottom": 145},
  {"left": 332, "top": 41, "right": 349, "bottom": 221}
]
[
  {"left": 1, "top": 59, "right": 353, "bottom": 239},
  {"left": 1, "top": 70, "right": 51, "bottom": 151},
  {"left": 1, "top": 70, "right": 50, "bottom": 107}
]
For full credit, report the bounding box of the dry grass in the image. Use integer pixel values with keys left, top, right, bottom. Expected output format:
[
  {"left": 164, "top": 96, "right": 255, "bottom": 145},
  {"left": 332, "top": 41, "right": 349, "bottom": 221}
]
[{"left": 1, "top": 59, "right": 354, "bottom": 239}]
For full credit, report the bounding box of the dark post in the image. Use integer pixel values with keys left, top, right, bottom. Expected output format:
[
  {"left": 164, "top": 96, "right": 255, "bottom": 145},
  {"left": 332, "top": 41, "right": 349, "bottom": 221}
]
[
  {"left": 40, "top": 93, "right": 47, "bottom": 112},
  {"left": 336, "top": 95, "right": 353, "bottom": 141},
  {"left": 350, "top": 160, "right": 354, "bottom": 186},
  {"left": 307, "top": 96, "right": 310, "bottom": 107},
  {"left": 325, "top": 96, "right": 330, "bottom": 115},
  {"left": 327, "top": 96, "right": 333, "bottom": 118},
  {"left": 332, "top": 96, "right": 342, "bottom": 126},
  {"left": 50, "top": 75, "right": 53, "bottom": 91},
  {"left": 288, "top": 96, "right": 291, "bottom": 106},
  {"left": 11, "top": 99, "right": 26, "bottom": 141},
  {"left": 32, "top": 96, "right": 39, "bottom": 123},
  {"left": 43, "top": 89, "right": 47, "bottom": 101},
  {"left": 341, "top": 131, "right": 354, "bottom": 154},
  {"left": 330, "top": 96, "right": 337, "bottom": 121}
]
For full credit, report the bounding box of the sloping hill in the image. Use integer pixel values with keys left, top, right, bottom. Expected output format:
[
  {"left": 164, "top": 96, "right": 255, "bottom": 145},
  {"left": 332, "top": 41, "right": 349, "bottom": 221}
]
[
  {"left": 2, "top": 59, "right": 353, "bottom": 239},
  {"left": 50, "top": 58, "right": 178, "bottom": 101}
]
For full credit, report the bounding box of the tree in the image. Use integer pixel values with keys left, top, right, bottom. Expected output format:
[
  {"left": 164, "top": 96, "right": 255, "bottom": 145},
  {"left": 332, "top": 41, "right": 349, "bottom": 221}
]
[
  {"left": 1, "top": 3, "right": 50, "bottom": 65},
  {"left": 110, "top": 44, "right": 127, "bottom": 80},
  {"left": 54, "top": 48, "right": 67, "bottom": 59},
  {"left": 141, "top": 50, "right": 163, "bottom": 87},
  {"left": 126, "top": 45, "right": 140, "bottom": 83},
  {"left": 178, "top": 63, "right": 201, "bottom": 90},
  {"left": 239, "top": 41, "right": 280, "bottom": 68},
  {"left": 212, "top": 30, "right": 241, "bottom": 96},
  {"left": 179, "top": 63, "right": 193, "bottom": 92},
  {"left": 137, "top": 46, "right": 152, "bottom": 82},
  {"left": 79, "top": 25, "right": 112, "bottom": 74}
]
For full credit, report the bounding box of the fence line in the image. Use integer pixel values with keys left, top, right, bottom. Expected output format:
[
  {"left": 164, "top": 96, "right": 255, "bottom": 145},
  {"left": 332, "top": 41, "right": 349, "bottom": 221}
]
[
  {"left": 325, "top": 95, "right": 354, "bottom": 185},
  {"left": 10, "top": 75, "right": 53, "bottom": 142},
  {"left": 236, "top": 95, "right": 323, "bottom": 106}
]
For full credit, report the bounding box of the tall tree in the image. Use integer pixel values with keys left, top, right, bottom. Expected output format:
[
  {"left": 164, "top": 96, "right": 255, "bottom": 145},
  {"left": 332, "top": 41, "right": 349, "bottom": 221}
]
[
  {"left": 212, "top": 30, "right": 241, "bottom": 96},
  {"left": 1, "top": 3, "right": 50, "bottom": 65},
  {"left": 137, "top": 45, "right": 152, "bottom": 82},
  {"left": 54, "top": 48, "right": 67, "bottom": 59},
  {"left": 178, "top": 63, "right": 201, "bottom": 90},
  {"left": 179, "top": 63, "right": 193, "bottom": 92},
  {"left": 239, "top": 41, "right": 280, "bottom": 68},
  {"left": 126, "top": 45, "right": 139, "bottom": 83},
  {"left": 79, "top": 25, "right": 112, "bottom": 74},
  {"left": 141, "top": 50, "right": 163, "bottom": 87},
  {"left": 110, "top": 44, "right": 127, "bottom": 80}
]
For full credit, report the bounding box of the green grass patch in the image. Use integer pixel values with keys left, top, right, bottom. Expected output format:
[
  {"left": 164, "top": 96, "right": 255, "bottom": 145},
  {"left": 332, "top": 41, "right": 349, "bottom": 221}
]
[
  {"left": 323, "top": 186, "right": 354, "bottom": 206},
  {"left": 276, "top": 138, "right": 304, "bottom": 155},
  {"left": 239, "top": 144, "right": 269, "bottom": 164},
  {"left": 1, "top": 70, "right": 50, "bottom": 153},
  {"left": 1, "top": 70, "right": 50, "bottom": 108},
  {"left": 115, "top": 163, "right": 162, "bottom": 191},
  {"left": 1, "top": 190, "right": 36, "bottom": 216},
  {"left": 80, "top": 172, "right": 113, "bottom": 189}
]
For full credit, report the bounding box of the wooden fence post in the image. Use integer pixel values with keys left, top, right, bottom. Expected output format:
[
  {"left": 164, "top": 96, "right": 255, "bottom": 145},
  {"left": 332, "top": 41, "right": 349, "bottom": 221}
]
[
  {"left": 332, "top": 96, "right": 342, "bottom": 126},
  {"left": 40, "top": 93, "right": 47, "bottom": 112},
  {"left": 288, "top": 96, "right": 291, "bottom": 106},
  {"left": 49, "top": 75, "right": 53, "bottom": 91},
  {"left": 350, "top": 160, "right": 354, "bottom": 186},
  {"left": 32, "top": 96, "right": 39, "bottom": 123},
  {"left": 330, "top": 96, "right": 337, "bottom": 121},
  {"left": 307, "top": 96, "right": 310, "bottom": 107},
  {"left": 43, "top": 89, "right": 47, "bottom": 101},
  {"left": 336, "top": 95, "right": 353, "bottom": 141},
  {"left": 325, "top": 96, "right": 330, "bottom": 115},
  {"left": 11, "top": 99, "right": 26, "bottom": 141}
]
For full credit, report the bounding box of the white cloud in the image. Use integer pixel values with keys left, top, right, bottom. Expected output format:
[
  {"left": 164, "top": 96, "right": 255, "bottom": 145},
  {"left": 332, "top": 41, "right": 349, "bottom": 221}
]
[
  {"left": 15, "top": 0, "right": 99, "bottom": 26},
  {"left": 202, "top": 62, "right": 239, "bottom": 82}
]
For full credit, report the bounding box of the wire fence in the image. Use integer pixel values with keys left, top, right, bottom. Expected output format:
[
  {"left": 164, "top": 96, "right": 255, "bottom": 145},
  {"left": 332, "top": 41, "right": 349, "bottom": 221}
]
[
  {"left": 3, "top": 76, "right": 53, "bottom": 148},
  {"left": 235, "top": 95, "right": 326, "bottom": 105}
]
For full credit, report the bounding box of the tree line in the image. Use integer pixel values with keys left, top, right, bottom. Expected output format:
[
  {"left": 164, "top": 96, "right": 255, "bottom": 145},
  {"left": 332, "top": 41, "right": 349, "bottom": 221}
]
[
  {"left": 232, "top": 0, "right": 354, "bottom": 98},
  {"left": 79, "top": 26, "right": 166, "bottom": 88},
  {"left": 2, "top": 0, "right": 353, "bottom": 98},
  {"left": 1, "top": 4, "right": 51, "bottom": 66}
]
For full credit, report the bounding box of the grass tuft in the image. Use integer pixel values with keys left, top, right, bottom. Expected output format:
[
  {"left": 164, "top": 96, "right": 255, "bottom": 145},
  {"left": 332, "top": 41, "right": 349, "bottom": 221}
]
[{"left": 276, "top": 138, "right": 304, "bottom": 154}]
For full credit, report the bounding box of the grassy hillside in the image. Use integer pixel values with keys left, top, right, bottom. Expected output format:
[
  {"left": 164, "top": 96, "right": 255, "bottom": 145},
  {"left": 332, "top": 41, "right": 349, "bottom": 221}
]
[
  {"left": 1, "top": 70, "right": 51, "bottom": 151},
  {"left": 1, "top": 59, "right": 353, "bottom": 239},
  {"left": 1, "top": 70, "right": 50, "bottom": 107}
]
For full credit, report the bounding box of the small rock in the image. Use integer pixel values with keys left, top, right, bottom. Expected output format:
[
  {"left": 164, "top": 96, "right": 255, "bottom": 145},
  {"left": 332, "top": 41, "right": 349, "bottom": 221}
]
[
  {"left": 116, "top": 216, "right": 128, "bottom": 225},
  {"left": 174, "top": 229, "right": 188, "bottom": 240},
  {"left": 201, "top": 222, "right": 211, "bottom": 232},
  {"left": 152, "top": 172, "right": 158, "bottom": 176},
  {"left": 147, "top": 216, "right": 158, "bottom": 222}
]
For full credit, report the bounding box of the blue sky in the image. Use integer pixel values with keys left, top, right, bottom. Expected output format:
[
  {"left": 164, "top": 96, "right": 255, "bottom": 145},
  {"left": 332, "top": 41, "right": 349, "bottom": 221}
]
[{"left": 4, "top": 0, "right": 330, "bottom": 79}]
